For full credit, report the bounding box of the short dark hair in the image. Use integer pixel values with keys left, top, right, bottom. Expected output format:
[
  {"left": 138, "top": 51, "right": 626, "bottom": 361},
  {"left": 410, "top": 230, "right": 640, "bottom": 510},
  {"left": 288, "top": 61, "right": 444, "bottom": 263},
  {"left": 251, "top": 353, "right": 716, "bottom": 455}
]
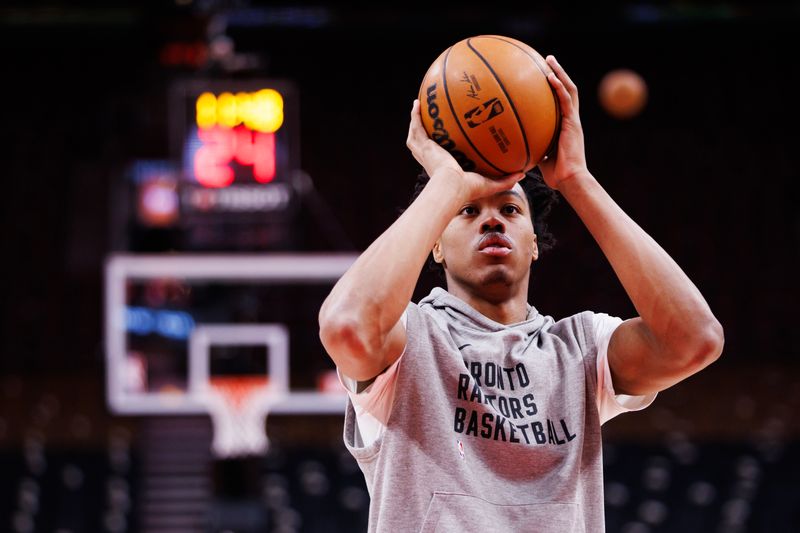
[{"left": 407, "top": 167, "right": 559, "bottom": 277}]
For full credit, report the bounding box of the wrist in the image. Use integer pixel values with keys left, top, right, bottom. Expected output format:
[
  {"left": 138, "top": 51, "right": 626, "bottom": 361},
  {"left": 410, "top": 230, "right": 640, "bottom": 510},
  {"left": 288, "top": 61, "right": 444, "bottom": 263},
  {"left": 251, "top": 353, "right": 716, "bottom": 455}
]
[
  {"left": 555, "top": 170, "right": 595, "bottom": 194},
  {"left": 429, "top": 166, "right": 469, "bottom": 202}
]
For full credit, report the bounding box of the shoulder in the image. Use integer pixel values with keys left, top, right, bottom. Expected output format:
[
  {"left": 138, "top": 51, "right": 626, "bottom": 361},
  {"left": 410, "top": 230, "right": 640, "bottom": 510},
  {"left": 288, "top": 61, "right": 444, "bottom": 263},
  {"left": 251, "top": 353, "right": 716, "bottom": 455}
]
[
  {"left": 543, "top": 311, "right": 624, "bottom": 357},
  {"left": 406, "top": 295, "right": 450, "bottom": 336}
]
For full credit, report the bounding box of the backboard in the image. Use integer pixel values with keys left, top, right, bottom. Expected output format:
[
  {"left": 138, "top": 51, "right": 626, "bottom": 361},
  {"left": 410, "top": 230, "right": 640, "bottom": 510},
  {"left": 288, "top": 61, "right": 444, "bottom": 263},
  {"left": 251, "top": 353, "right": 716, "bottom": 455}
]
[{"left": 104, "top": 253, "right": 357, "bottom": 417}]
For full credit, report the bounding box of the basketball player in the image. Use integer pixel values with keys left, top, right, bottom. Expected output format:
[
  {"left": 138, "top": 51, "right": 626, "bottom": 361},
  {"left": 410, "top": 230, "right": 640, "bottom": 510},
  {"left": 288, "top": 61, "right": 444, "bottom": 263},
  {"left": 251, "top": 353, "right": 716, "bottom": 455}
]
[{"left": 319, "top": 55, "right": 723, "bottom": 531}]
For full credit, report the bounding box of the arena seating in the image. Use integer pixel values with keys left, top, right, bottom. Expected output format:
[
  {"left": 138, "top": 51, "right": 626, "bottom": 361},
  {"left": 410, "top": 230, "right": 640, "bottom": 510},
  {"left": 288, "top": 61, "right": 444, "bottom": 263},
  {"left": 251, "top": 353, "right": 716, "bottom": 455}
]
[{"left": 2, "top": 372, "right": 799, "bottom": 532}]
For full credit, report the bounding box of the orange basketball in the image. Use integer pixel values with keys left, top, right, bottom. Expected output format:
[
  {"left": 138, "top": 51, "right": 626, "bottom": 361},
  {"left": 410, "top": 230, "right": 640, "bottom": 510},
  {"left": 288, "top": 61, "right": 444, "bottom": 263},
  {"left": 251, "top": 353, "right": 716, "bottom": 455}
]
[
  {"left": 598, "top": 68, "right": 648, "bottom": 120},
  {"left": 418, "top": 35, "right": 560, "bottom": 178}
]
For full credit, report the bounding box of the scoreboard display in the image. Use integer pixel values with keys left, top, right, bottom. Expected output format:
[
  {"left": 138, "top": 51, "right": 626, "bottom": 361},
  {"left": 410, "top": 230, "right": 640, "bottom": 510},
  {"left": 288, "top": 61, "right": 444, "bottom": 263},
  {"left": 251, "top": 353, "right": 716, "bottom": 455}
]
[
  {"left": 191, "top": 88, "right": 283, "bottom": 187},
  {"left": 165, "top": 79, "right": 301, "bottom": 250}
]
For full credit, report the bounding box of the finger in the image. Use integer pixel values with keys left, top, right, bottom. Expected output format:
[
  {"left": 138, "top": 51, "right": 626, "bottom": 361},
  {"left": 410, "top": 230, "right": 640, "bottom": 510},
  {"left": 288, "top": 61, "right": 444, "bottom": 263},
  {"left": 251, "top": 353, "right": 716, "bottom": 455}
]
[
  {"left": 546, "top": 55, "right": 578, "bottom": 105},
  {"left": 490, "top": 171, "right": 526, "bottom": 192},
  {"left": 407, "top": 99, "right": 423, "bottom": 145},
  {"left": 546, "top": 72, "right": 575, "bottom": 117},
  {"left": 466, "top": 170, "right": 523, "bottom": 182},
  {"left": 537, "top": 156, "right": 554, "bottom": 173},
  {"left": 546, "top": 55, "right": 576, "bottom": 92}
]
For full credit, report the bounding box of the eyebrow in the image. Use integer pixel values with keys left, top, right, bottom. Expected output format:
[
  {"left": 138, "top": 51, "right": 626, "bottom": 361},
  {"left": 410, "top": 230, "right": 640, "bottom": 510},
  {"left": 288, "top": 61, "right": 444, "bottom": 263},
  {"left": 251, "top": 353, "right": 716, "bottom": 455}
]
[
  {"left": 494, "top": 190, "right": 529, "bottom": 210},
  {"left": 461, "top": 189, "right": 531, "bottom": 212},
  {"left": 495, "top": 190, "right": 525, "bottom": 202}
]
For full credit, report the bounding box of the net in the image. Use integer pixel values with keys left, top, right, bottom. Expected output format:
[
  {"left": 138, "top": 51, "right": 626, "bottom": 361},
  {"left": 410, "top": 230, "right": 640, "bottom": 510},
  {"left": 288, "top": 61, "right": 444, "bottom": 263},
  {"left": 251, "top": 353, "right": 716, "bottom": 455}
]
[{"left": 206, "top": 376, "right": 282, "bottom": 458}]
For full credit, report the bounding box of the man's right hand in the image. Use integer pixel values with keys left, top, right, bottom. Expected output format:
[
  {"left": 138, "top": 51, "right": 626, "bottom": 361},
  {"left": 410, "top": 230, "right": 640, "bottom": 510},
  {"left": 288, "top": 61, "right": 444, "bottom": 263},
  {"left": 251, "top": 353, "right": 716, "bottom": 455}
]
[
  {"left": 319, "top": 100, "right": 524, "bottom": 382},
  {"left": 405, "top": 99, "right": 523, "bottom": 203}
]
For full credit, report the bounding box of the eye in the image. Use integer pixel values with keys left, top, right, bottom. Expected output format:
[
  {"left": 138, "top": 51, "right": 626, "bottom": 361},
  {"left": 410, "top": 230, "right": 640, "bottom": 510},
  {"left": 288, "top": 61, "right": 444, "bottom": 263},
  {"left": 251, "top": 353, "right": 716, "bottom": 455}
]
[
  {"left": 460, "top": 205, "right": 478, "bottom": 215},
  {"left": 501, "top": 204, "right": 522, "bottom": 215}
]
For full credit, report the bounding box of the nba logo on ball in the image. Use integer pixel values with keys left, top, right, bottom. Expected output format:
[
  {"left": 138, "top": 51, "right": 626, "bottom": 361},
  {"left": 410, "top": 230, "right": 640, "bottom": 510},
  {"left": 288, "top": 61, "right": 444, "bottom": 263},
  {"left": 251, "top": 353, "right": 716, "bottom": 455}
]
[
  {"left": 464, "top": 98, "right": 505, "bottom": 128},
  {"left": 419, "top": 35, "right": 561, "bottom": 178}
]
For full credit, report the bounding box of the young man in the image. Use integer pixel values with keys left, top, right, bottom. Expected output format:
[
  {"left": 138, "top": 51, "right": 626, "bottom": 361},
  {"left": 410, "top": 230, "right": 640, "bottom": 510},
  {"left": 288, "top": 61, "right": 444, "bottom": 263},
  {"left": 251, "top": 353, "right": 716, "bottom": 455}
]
[{"left": 319, "top": 56, "right": 723, "bottom": 532}]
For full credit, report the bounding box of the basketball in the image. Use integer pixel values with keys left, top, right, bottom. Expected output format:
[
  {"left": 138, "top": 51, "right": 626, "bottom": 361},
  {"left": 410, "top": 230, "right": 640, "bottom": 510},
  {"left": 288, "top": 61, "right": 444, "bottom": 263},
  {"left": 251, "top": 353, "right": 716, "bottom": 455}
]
[
  {"left": 598, "top": 68, "right": 648, "bottom": 120},
  {"left": 418, "top": 35, "right": 561, "bottom": 178}
]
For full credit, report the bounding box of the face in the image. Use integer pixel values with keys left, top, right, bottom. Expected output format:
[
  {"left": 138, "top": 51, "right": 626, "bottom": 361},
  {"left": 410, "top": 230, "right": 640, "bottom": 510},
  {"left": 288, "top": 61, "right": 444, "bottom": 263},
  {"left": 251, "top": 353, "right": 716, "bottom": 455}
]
[{"left": 433, "top": 183, "right": 538, "bottom": 300}]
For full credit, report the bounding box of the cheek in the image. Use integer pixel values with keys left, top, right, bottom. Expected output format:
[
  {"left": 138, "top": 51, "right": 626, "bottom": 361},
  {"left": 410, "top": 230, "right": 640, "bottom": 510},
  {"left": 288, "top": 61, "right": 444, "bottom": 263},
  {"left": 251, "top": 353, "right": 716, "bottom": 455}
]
[
  {"left": 439, "top": 226, "right": 470, "bottom": 262},
  {"left": 518, "top": 224, "right": 537, "bottom": 254}
]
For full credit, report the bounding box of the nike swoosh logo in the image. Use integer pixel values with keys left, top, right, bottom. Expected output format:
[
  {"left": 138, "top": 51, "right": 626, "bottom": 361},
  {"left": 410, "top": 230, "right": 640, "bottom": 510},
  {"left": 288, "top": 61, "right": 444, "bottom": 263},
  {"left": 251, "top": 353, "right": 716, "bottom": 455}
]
[{"left": 457, "top": 344, "right": 472, "bottom": 351}]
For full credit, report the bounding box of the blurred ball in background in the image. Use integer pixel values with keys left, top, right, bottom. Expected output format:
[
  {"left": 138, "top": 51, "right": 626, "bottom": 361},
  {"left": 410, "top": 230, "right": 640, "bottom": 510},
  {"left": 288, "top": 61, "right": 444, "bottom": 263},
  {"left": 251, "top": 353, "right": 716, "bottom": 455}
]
[{"left": 598, "top": 69, "right": 648, "bottom": 120}]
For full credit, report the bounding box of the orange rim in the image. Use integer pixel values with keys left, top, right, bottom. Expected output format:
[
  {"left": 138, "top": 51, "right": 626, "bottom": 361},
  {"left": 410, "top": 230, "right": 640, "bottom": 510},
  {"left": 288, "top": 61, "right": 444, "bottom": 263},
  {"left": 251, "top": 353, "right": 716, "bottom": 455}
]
[{"left": 209, "top": 376, "right": 270, "bottom": 408}]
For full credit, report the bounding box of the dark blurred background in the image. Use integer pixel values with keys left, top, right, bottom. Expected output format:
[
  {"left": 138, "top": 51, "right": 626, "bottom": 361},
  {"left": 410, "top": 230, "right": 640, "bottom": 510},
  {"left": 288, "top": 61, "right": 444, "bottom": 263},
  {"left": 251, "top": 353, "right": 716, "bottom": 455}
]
[{"left": 1, "top": 1, "right": 799, "bottom": 532}]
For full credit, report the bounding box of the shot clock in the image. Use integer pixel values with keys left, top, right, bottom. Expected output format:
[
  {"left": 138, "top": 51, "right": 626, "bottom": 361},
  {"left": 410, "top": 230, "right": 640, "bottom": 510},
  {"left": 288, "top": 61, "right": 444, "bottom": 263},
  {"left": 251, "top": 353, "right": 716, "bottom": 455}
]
[
  {"left": 170, "top": 79, "right": 299, "bottom": 189},
  {"left": 165, "top": 79, "right": 301, "bottom": 251},
  {"left": 192, "top": 88, "right": 282, "bottom": 187}
]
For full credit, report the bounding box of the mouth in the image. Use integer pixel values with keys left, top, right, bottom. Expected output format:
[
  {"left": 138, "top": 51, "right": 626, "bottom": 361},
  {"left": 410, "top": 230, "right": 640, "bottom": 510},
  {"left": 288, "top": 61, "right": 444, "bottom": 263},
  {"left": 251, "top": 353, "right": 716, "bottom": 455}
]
[{"left": 478, "top": 233, "right": 513, "bottom": 257}]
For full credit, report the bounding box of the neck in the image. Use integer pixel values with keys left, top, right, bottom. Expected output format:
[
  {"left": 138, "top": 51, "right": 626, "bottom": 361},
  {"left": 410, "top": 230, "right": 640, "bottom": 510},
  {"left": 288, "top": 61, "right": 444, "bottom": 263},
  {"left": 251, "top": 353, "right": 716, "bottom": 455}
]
[{"left": 445, "top": 278, "right": 530, "bottom": 325}]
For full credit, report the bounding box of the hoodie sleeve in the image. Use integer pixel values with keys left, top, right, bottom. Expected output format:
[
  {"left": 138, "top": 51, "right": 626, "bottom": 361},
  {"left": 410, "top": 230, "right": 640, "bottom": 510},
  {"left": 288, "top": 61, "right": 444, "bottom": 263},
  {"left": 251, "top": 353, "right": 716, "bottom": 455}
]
[
  {"left": 336, "top": 311, "right": 408, "bottom": 446},
  {"left": 592, "top": 313, "right": 657, "bottom": 424}
]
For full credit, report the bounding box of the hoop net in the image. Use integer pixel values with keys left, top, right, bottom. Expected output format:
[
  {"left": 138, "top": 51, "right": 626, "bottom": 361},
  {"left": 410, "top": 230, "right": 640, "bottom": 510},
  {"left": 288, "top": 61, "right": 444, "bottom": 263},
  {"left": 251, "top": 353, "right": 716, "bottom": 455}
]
[{"left": 205, "top": 376, "right": 282, "bottom": 458}]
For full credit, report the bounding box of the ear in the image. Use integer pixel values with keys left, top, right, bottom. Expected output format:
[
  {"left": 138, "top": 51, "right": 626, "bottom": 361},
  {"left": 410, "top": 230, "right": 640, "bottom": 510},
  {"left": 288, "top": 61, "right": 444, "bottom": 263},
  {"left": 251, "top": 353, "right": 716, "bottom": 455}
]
[
  {"left": 531, "top": 234, "right": 539, "bottom": 262},
  {"left": 432, "top": 240, "right": 444, "bottom": 264}
]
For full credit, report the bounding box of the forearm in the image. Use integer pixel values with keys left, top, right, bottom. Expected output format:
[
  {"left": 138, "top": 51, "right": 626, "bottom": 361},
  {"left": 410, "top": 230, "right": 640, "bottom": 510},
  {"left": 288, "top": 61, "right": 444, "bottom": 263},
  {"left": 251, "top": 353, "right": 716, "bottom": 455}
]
[
  {"left": 559, "top": 172, "right": 721, "bottom": 353},
  {"left": 320, "top": 169, "right": 464, "bottom": 349}
]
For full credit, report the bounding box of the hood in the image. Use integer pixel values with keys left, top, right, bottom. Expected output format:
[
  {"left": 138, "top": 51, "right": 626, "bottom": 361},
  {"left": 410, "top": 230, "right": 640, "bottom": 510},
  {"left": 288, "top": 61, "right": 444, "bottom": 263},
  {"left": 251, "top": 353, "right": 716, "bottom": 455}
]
[{"left": 419, "top": 287, "right": 549, "bottom": 337}]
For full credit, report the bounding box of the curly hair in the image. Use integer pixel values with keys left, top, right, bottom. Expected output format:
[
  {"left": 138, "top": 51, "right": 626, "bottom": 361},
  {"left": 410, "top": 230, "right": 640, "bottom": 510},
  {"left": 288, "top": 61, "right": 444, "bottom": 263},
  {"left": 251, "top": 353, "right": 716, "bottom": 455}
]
[{"left": 407, "top": 167, "right": 559, "bottom": 278}]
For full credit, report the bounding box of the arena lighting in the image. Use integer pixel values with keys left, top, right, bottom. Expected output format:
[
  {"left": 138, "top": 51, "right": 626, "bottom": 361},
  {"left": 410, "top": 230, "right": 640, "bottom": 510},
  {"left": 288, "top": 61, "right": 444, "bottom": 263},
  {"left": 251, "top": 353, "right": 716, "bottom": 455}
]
[
  {"left": 138, "top": 179, "right": 179, "bottom": 227},
  {"left": 126, "top": 306, "right": 196, "bottom": 340}
]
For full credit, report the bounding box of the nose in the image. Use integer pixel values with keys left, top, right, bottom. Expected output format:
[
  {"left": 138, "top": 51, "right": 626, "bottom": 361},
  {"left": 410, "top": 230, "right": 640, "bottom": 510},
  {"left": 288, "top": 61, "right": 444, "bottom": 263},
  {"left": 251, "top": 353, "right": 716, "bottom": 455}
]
[{"left": 481, "top": 216, "right": 505, "bottom": 234}]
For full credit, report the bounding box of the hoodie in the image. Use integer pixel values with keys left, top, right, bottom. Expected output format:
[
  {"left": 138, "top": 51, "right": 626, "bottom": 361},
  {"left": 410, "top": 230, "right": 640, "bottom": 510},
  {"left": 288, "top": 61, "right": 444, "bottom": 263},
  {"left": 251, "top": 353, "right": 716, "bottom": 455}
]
[{"left": 344, "top": 287, "right": 611, "bottom": 532}]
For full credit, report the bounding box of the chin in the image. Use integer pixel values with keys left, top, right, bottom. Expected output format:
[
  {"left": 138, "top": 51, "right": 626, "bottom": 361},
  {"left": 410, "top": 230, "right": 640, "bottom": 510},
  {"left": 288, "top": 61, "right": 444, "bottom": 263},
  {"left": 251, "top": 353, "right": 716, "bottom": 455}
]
[
  {"left": 480, "top": 268, "right": 514, "bottom": 287},
  {"left": 476, "top": 276, "right": 518, "bottom": 305},
  {"left": 446, "top": 263, "right": 526, "bottom": 301}
]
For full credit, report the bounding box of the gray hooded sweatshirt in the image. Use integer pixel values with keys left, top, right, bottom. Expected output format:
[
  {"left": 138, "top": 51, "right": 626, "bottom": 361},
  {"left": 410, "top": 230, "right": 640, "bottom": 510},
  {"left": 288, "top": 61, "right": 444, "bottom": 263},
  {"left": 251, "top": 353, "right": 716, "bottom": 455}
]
[{"left": 344, "top": 288, "right": 609, "bottom": 532}]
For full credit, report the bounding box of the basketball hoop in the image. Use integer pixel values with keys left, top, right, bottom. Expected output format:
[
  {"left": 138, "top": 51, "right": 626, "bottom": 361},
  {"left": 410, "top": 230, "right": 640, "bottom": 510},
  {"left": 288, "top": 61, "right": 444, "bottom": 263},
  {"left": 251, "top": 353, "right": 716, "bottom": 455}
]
[{"left": 205, "top": 376, "right": 284, "bottom": 458}]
